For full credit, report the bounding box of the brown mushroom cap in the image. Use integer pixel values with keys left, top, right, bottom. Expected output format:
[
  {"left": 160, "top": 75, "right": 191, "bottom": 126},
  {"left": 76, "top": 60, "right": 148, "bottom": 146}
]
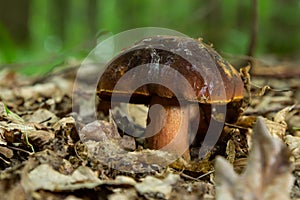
[{"left": 97, "top": 35, "right": 244, "bottom": 104}]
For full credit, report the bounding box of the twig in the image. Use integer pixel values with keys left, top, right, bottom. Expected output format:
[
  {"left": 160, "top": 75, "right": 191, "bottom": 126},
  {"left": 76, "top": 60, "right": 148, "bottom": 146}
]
[
  {"left": 74, "top": 141, "right": 86, "bottom": 162},
  {"left": 244, "top": 104, "right": 300, "bottom": 115},
  {"left": 196, "top": 170, "right": 215, "bottom": 180},
  {"left": 6, "top": 145, "right": 33, "bottom": 155},
  {"left": 180, "top": 172, "right": 199, "bottom": 181},
  {"left": 224, "top": 122, "right": 249, "bottom": 130},
  {"left": 0, "top": 156, "right": 11, "bottom": 165},
  {"left": 180, "top": 170, "right": 215, "bottom": 181},
  {"left": 39, "top": 117, "right": 52, "bottom": 124},
  {"left": 250, "top": 83, "right": 292, "bottom": 93}
]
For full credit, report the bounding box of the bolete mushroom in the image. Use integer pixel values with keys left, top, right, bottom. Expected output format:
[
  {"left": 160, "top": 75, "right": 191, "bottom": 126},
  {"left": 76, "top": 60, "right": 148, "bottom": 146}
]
[{"left": 97, "top": 36, "right": 244, "bottom": 160}]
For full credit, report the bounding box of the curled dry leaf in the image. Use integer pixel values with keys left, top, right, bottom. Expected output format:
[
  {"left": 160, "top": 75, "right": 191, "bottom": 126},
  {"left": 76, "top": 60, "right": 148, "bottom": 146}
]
[
  {"left": 239, "top": 65, "right": 251, "bottom": 107},
  {"left": 287, "top": 115, "right": 300, "bottom": 136},
  {"left": 273, "top": 106, "right": 293, "bottom": 125},
  {"left": 284, "top": 135, "right": 300, "bottom": 170},
  {"left": 0, "top": 121, "right": 35, "bottom": 143},
  {"left": 80, "top": 120, "right": 136, "bottom": 151},
  {"left": 263, "top": 106, "right": 292, "bottom": 139},
  {"left": 264, "top": 117, "right": 287, "bottom": 139},
  {"left": 112, "top": 103, "right": 147, "bottom": 137},
  {"left": 215, "top": 117, "right": 294, "bottom": 200},
  {"left": 225, "top": 139, "right": 236, "bottom": 164},
  {"left": 241, "top": 115, "right": 287, "bottom": 144},
  {"left": 235, "top": 115, "right": 257, "bottom": 128},
  {"left": 53, "top": 116, "right": 78, "bottom": 141},
  {"left": 53, "top": 116, "right": 76, "bottom": 132},
  {"left": 27, "top": 130, "right": 54, "bottom": 148}
]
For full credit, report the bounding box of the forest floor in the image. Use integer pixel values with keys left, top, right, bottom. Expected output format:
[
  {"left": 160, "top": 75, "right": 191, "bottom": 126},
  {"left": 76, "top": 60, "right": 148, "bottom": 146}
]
[{"left": 0, "top": 59, "right": 299, "bottom": 200}]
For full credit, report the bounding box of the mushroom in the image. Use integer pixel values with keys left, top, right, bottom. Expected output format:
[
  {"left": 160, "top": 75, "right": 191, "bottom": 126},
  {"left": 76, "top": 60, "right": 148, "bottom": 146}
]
[{"left": 97, "top": 36, "right": 244, "bottom": 160}]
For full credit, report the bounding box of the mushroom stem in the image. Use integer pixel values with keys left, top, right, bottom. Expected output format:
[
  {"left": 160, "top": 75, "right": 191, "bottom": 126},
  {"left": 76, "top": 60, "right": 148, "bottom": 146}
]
[{"left": 145, "top": 96, "right": 190, "bottom": 160}]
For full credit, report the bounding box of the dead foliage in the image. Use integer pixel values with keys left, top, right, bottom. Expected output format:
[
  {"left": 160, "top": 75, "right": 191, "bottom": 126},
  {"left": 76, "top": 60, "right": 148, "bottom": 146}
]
[{"left": 0, "top": 60, "right": 299, "bottom": 200}]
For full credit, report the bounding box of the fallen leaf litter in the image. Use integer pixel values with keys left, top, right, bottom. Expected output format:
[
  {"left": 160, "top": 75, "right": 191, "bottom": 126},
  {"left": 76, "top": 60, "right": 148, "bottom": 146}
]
[{"left": 0, "top": 62, "right": 299, "bottom": 199}]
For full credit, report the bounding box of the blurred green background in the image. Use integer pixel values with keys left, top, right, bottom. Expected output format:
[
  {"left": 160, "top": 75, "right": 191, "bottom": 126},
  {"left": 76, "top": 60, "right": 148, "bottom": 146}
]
[{"left": 0, "top": 0, "right": 300, "bottom": 74}]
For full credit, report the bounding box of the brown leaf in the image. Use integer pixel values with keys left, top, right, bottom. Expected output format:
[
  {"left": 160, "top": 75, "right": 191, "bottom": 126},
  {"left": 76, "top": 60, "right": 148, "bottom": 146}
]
[
  {"left": 264, "top": 117, "right": 287, "bottom": 139},
  {"left": 79, "top": 120, "right": 120, "bottom": 142},
  {"left": 27, "top": 130, "right": 54, "bottom": 148},
  {"left": 53, "top": 116, "right": 78, "bottom": 141},
  {"left": 0, "top": 121, "right": 35, "bottom": 143},
  {"left": 215, "top": 117, "right": 294, "bottom": 200},
  {"left": 23, "top": 109, "right": 59, "bottom": 125},
  {"left": 15, "top": 82, "right": 59, "bottom": 100},
  {"left": 236, "top": 115, "right": 257, "bottom": 128},
  {"left": 273, "top": 106, "right": 293, "bottom": 125},
  {"left": 135, "top": 174, "right": 179, "bottom": 199},
  {"left": 80, "top": 119, "right": 136, "bottom": 151},
  {"left": 22, "top": 164, "right": 102, "bottom": 192},
  {"left": 284, "top": 135, "right": 300, "bottom": 170},
  {"left": 0, "top": 145, "right": 13, "bottom": 158}
]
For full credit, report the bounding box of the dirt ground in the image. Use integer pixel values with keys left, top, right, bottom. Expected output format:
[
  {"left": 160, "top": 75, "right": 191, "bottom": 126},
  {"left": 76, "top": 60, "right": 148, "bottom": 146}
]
[{"left": 0, "top": 60, "right": 299, "bottom": 200}]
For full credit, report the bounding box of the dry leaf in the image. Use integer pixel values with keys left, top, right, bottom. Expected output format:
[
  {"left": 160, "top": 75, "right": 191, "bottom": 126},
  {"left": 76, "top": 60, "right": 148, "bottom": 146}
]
[
  {"left": 21, "top": 161, "right": 178, "bottom": 199},
  {"left": 273, "top": 106, "right": 293, "bottom": 125},
  {"left": 108, "top": 189, "right": 138, "bottom": 200},
  {"left": 116, "top": 103, "right": 148, "bottom": 129},
  {"left": 22, "top": 164, "right": 102, "bottom": 192},
  {"left": 0, "top": 145, "right": 13, "bottom": 158},
  {"left": 215, "top": 117, "right": 294, "bottom": 200},
  {"left": 111, "top": 104, "right": 147, "bottom": 138},
  {"left": 86, "top": 140, "right": 183, "bottom": 173},
  {"left": 264, "top": 117, "right": 287, "bottom": 139},
  {"left": 53, "top": 116, "right": 76, "bottom": 132},
  {"left": 0, "top": 121, "right": 36, "bottom": 144},
  {"left": 27, "top": 130, "right": 54, "bottom": 148},
  {"left": 79, "top": 120, "right": 120, "bottom": 142},
  {"left": 23, "top": 109, "right": 59, "bottom": 125},
  {"left": 284, "top": 135, "right": 300, "bottom": 170},
  {"left": 236, "top": 115, "right": 256, "bottom": 128},
  {"left": 15, "top": 82, "right": 60, "bottom": 100},
  {"left": 226, "top": 139, "right": 236, "bottom": 164},
  {"left": 53, "top": 116, "right": 79, "bottom": 141},
  {"left": 287, "top": 115, "right": 300, "bottom": 136},
  {"left": 80, "top": 120, "right": 136, "bottom": 151},
  {"left": 135, "top": 173, "right": 179, "bottom": 199}
]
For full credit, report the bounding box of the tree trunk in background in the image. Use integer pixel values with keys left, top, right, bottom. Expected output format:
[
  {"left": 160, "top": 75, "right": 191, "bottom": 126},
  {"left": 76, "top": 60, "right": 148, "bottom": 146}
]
[
  {"left": 0, "top": 0, "right": 30, "bottom": 45},
  {"left": 235, "top": 1, "right": 254, "bottom": 67},
  {"left": 237, "top": 0, "right": 258, "bottom": 67},
  {"left": 88, "top": 0, "right": 98, "bottom": 37}
]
